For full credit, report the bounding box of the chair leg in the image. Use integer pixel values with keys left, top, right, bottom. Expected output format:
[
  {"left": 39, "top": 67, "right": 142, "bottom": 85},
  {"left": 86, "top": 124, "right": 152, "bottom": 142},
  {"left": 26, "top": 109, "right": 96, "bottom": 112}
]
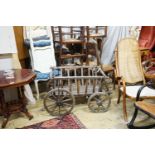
[
  {"left": 117, "top": 81, "right": 121, "bottom": 104},
  {"left": 127, "top": 108, "right": 138, "bottom": 129},
  {"left": 117, "top": 89, "right": 122, "bottom": 104},
  {"left": 122, "top": 92, "right": 128, "bottom": 122},
  {"left": 34, "top": 80, "right": 40, "bottom": 100},
  {"left": 112, "top": 70, "right": 115, "bottom": 90}
]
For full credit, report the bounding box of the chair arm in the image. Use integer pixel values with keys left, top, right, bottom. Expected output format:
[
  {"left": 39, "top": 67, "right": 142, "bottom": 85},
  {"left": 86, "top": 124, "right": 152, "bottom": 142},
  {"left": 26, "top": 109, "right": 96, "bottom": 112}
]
[
  {"left": 122, "top": 79, "right": 126, "bottom": 94},
  {"left": 136, "top": 85, "right": 147, "bottom": 101},
  {"left": 116, "top": 76, "right": 122, "bottom": 80},
  {"left": 114, "top": 68, "right": 122, "bottom": 80},
  {"left": 136, "top": 81, "right": 155, "bottom": 101}
]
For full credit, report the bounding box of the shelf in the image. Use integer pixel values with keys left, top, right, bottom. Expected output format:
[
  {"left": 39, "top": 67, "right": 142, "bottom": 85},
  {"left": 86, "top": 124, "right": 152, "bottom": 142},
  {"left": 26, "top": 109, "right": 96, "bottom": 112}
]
[
  {"left": 62, "top": 39, "right": 83, "bottom": 44},
  {"left": 60, "top": 54, "right": 85, "bottom": 59}
]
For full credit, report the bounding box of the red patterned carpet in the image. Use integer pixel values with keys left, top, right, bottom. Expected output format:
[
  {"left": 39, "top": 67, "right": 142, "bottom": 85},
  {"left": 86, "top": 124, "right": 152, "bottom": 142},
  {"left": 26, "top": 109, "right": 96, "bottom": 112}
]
[{"left": 22, "top": 114, "right": 86, "bottom": 129}]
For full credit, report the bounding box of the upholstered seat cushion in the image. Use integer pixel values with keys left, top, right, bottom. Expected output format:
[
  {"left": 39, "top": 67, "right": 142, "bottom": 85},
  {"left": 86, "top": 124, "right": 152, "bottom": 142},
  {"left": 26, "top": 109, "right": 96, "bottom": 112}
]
[{"left": 120, "top": 85, "right": 155, "bottom": 98}]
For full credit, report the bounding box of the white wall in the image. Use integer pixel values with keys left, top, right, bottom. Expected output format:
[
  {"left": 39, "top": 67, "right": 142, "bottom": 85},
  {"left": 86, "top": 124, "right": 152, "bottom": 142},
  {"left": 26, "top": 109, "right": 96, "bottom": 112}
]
[{"left": 0, "top": 26, "right": 17, "bottom": 54}]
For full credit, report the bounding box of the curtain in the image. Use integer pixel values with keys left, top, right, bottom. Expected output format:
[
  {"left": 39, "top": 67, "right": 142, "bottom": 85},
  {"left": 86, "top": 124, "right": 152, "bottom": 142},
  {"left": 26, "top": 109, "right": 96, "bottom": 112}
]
[
  {"left": 139, "top": 26, "right": 155, "bottom": 50},
  {"left": 101, "top": 26, "right": 130, "bottom": 65},
  {"left": 0, "top": 26, "right": 17, "bottom": 54}
]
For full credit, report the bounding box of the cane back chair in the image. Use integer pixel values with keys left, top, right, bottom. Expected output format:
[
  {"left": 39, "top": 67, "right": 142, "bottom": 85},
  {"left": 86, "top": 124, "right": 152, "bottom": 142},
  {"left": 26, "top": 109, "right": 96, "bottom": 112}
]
[{"left": 115, "top": 37, "right": 155, "bottom": 121}]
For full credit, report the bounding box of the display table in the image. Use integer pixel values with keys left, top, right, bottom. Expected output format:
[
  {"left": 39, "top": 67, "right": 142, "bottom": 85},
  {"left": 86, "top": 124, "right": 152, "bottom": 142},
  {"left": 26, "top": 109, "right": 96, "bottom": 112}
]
[{"left": 0, "top": 69, "right": 36, "bottom": 128}]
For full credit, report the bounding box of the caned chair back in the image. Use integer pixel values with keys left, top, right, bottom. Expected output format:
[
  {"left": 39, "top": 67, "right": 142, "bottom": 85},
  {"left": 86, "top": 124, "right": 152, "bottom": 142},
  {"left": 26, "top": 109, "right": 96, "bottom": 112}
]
[{"left": 116, "top": 38, "right": 145, "bottom": 84}]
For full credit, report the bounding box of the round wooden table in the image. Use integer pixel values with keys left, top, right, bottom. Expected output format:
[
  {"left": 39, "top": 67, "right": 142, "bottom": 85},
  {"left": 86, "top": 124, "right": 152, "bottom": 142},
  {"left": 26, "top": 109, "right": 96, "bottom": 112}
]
[{"left": 0, "top": 69, "right": 36, "bottom": 128}]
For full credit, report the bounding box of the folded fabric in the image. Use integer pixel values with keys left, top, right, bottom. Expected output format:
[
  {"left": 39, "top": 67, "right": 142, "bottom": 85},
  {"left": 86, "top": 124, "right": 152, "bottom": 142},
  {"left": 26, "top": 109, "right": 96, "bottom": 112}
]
[
  {"left": 50, "top": 69, "right": 61, "bottom": 77},
  {"left": 35, "top": 69, "right": 61, "bottom": 80},
  {"left": 35, "top": 71, "right": 50, "bottom": 80},
  {"left": 33, "top": 35, "right": 50, "bottom": 41},
  {"left": 24, "top": 39, "right": 51, "bottom": 48},
  {"left": 33, "top": 40, "right": 51, "bottom": 47}
]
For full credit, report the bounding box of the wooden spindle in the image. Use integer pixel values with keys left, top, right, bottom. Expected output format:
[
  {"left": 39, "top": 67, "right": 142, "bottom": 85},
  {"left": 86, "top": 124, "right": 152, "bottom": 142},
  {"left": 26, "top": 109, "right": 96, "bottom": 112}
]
[{"left": 81, "top": 67, "right": 84, "bottom": 85}]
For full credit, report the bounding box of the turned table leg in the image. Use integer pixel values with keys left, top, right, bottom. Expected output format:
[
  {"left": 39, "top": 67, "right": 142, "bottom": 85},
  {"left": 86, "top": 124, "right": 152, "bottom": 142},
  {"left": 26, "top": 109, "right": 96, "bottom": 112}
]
[{"left": 0, "top": 89, "right": 10, "bottom": 128}]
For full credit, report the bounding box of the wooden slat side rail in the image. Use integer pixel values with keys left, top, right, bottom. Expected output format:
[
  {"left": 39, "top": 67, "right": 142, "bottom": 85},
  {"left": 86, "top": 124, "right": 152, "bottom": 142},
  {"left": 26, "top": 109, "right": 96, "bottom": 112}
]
[
  {"left": 81, "top": 67, "right": 84, "bottom": 85},
  {"left": 73, "top": 68, "right": 78, "bottom": 95},
  {"left": 52, "top": 76, "right": 105, "bottom": 80},
  {"left": 67, "top": 69, "right": 71, "bottom": 92},
  {"left": 85, "top": 79, "right": 88, "bottom": 95},
  {"left": 51, "top": 66, "right": 102, "bottom": 70},
  {"left": 50, "top": 66, "right": 107, "bottom": 96}
]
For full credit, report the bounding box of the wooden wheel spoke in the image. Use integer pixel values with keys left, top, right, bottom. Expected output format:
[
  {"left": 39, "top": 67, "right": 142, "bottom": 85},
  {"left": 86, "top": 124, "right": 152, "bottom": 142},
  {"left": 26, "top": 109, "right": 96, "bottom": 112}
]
[
  {"left": 58, "top": 106, "right": 61, "bottom": 115},
  {"left": 63, "top": 102, "right": 72, "bottom": 107},
  {"left": 47, "top": 103, "right": 57, "bottom": 109},
  {"left": 62, "top": 98, "right": 72, "bottom": 103},
  {"left": 93, "top": 105, "right": 100, "bottom": 112},
  {"left": 99, "top": 104, "right": 106, "bottom": 110},
  {"left": 99, "top": 103, "right": 104, "bottom": 107},
  {"left": 46, "top": 98, "right": 56, "bottom": 104},
  {"left": 98, "top": 97, "right": 106, "bottom": 104},
  {"left": 49, "top": 94, "right": 57, "bottom": 100},
  {"left": 61, "top": 95, "right": 68, "bottom": 100},
  {"left": 59, "top": 106, "right": 68, "bottom": 113},
  {"left": 50, "top": 104, "right": 58, "bottom": 112},
  {"left": 94, "top": 96, "right": 106, "bottom": 104},
  {"left": 97, "top": 106, "right": 101, "bottom": 112},
  {"left": 59, "top": 95, "right": 68, "bottom": 102},
  {"left": 96, "top": 104, "right": 106, "bottom": 112},
  {"left": 94, "top": 97, "right": 100, "bottom": 102}
]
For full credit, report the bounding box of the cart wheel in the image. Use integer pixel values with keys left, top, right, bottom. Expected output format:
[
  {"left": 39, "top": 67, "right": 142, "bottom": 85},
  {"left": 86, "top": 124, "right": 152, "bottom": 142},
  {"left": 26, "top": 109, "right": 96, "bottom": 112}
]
[
  {"left": 44, "top": 88, "right": 75, "bottom": 116},
  {"left": 88, "top": 92, "right": 111, "bottom": 113}
]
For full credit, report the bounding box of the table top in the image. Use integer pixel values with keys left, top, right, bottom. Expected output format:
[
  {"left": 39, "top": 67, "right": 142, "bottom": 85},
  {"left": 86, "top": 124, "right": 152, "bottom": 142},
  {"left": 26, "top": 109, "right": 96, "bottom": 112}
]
[{"left": 0, "top": 69, "right": 36, "bottom": 89}]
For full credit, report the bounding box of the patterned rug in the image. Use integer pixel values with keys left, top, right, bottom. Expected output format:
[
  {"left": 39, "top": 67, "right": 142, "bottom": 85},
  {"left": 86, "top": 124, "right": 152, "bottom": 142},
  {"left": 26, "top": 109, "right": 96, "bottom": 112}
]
[{"left": 22, "top": 114, "right": 86, "bottom": 129}]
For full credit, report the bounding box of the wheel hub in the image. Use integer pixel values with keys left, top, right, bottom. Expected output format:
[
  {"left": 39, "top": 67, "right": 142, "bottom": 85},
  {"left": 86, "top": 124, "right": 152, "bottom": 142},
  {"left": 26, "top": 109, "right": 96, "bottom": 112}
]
[{"left": 56, "top": 101, "right": 62, "bottom": 106}]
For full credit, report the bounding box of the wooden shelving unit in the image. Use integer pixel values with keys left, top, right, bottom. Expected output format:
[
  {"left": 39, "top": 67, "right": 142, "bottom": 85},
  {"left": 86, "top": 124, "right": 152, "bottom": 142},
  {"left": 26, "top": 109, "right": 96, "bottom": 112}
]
[{"left": 51, "top": 26, "right": 86, "bottom": 65}]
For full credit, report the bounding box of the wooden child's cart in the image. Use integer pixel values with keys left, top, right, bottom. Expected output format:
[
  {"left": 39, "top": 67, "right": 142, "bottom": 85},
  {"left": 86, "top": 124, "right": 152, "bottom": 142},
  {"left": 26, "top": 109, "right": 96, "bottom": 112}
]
[{"left": 44, "top": 66, "right": 112, "bottom": 116}]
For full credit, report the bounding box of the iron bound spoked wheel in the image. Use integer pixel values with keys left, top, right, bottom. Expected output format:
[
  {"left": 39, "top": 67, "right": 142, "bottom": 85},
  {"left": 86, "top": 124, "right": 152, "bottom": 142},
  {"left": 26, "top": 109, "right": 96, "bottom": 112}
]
[
  {"left": 44, "top": 88, "right": 75, "bottom": 116},
  {"left": 88, "top": 92, "right": 111, "bottom": 113}
]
